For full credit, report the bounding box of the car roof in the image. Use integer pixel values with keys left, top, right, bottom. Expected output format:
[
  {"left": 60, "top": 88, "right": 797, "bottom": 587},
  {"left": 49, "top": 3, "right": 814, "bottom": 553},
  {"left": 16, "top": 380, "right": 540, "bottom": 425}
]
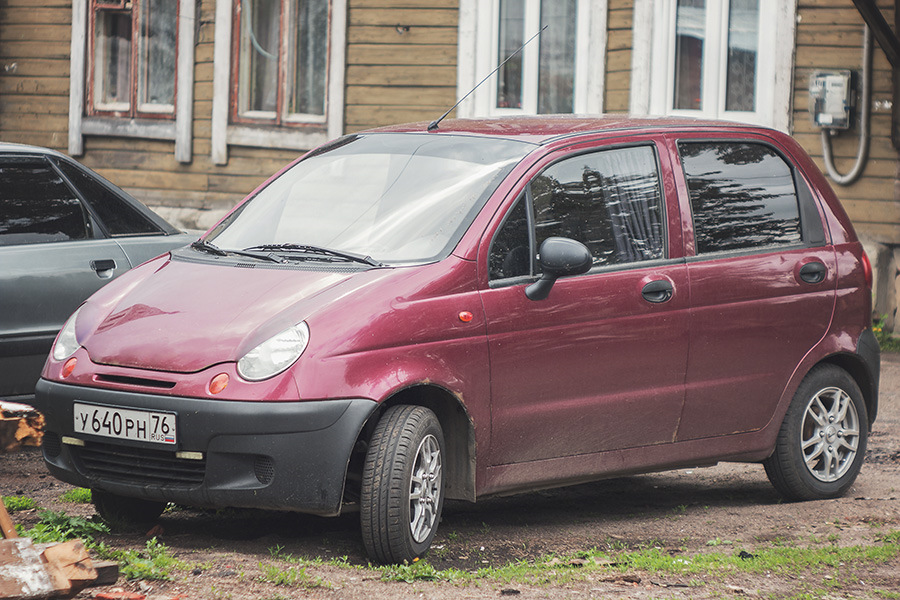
[
  {"left": 0, "top": 141, "right": 71, "bottom": 157},
  {"left": 366, "top": 115, "right": 774, "bottom": 144}
]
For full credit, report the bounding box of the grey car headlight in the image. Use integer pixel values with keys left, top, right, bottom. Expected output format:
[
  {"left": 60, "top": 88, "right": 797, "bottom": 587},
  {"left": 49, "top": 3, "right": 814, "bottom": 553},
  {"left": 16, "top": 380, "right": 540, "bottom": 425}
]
[
  {"left": 53, "top": 307, "right": 83, "bottom": 361},
  {"left": 237, "top": 322, "right": 310, "bottom": 381}
]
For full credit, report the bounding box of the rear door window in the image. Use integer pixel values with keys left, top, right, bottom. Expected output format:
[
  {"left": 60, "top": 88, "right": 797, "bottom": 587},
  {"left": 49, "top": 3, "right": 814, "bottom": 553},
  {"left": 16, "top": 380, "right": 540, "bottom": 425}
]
[
  {"left": 0, "top": 157, "right": 90, "bottom": 246},
  {"left": 54, "top": 159, "right": 162, "bottom": 236},
  {"left": 679, "top": 142, "right": 802, "bottom": 254}
]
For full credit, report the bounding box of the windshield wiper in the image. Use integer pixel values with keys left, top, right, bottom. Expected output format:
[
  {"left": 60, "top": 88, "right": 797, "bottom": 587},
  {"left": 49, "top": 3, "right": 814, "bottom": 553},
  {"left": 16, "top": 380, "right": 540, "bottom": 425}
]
[
  {"left": 243, "top": 244, "right": 383, "bottom": 267},
  {"left": 192, "top": 239, "right": 284, "bottom": 263}
]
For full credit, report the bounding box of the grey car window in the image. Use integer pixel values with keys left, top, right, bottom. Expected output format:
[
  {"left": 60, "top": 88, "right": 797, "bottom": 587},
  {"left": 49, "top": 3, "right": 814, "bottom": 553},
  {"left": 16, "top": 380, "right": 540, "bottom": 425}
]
[
  {"left": 0, "top": 157, "right": 90, "bottom": 246},
  {"left": 54, "top": 159, "right": 161, "bottom": 236}
]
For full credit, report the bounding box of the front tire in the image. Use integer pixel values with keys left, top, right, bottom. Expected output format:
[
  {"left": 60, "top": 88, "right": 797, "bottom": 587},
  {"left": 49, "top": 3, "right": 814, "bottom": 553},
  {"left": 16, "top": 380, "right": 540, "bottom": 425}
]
[
  {"left": 360, "top": 405, "right": 445, "bottom": 564},
  {"left": 764, "top": 365, "right": 868, "bottom": 500}
]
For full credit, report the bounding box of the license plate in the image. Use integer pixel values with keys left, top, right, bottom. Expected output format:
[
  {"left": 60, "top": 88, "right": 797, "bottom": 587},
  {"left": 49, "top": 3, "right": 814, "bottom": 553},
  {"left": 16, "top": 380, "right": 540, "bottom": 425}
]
[{"left": 73, "top": 403, "right": 177, "bottom": 445}]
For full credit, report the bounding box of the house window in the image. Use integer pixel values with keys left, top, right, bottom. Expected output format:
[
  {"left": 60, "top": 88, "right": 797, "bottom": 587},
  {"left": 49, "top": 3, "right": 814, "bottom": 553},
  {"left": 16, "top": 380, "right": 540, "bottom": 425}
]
[
  {"left": 631, "top": 0, "right": 793, "bottom": 130},
  {"left": 69, "top": 0, "right": 196, "bottom": 162},
  {"left": 456, "top": 0, "right": 605, "bottom": 118},
  {"left": 90, "top": 0, "right": 178, "bottom": 117},
  {"left": 233, "top": 0, "right": 328, "bottom": 125},
  {"left": 210, "top": 0, "right": 346, "bottom": 164},
  {"left": 495, "top": 0, "right": 577, "bottom": 113}
]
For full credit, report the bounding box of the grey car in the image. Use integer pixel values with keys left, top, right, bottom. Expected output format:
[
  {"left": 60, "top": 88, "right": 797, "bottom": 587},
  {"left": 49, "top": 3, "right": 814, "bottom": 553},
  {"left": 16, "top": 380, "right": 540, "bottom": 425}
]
[{"left": 0, "top": 143, "right": 195, "bottom": 402}]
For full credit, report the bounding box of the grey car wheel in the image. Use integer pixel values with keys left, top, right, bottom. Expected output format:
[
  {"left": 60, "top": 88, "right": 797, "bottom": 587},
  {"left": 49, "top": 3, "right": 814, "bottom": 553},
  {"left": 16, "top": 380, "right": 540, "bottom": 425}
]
[
  {"left": 360, "top": 405, "right": 445, "bottom": 564},
  {"left": 764, "top": 365, "right": 868, "bottom": 500}
]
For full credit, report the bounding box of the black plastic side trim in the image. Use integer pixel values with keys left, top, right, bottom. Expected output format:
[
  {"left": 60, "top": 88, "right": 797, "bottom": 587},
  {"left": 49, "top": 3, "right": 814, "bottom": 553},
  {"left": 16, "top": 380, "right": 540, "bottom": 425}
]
[{"left": 857, "top": 328, "right": 881, "bottom": 425}]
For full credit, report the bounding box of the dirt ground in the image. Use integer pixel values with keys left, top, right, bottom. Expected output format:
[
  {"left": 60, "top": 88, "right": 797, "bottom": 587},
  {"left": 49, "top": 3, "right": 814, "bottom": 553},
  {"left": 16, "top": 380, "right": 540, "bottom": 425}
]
[{"left": 2, "top": 355, "right": 899, "bottom": 600}]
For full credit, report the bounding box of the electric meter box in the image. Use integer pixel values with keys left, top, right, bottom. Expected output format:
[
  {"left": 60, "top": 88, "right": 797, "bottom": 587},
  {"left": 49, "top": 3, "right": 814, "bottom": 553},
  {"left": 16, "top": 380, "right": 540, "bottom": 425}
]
[{"left": 808, "top": 70, "right": 855, "bottom": 130}]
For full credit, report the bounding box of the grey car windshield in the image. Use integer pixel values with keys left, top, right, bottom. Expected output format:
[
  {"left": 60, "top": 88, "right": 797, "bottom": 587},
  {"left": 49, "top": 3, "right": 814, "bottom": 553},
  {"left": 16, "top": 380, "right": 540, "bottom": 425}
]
[{"left": 207, "top": 133, "right": 533, "bottom": 264}]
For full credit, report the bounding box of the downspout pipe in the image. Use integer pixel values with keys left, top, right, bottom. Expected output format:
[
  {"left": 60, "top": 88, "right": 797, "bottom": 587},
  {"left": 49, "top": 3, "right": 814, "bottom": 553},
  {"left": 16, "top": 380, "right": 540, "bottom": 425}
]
[{"left": 821, "top": 25, "right": 873, "bottom": 186}]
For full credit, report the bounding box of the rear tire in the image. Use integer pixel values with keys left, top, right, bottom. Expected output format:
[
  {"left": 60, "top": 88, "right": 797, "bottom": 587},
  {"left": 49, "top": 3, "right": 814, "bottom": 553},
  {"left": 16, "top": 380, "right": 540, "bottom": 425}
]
[
  {"left": 764, "top": 365, "right": 868, "bottom": 500},
  {"left": 92, "top": 489, "right": 165, "bottom": 530},
  {"left": 360, "top": 405, "right": 445, "bottom": 564}
]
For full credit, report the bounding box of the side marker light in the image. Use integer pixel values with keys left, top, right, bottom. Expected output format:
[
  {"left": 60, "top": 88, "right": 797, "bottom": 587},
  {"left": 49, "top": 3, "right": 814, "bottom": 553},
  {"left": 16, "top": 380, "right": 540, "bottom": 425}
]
[
  {"left": 62, "top": 358, "right": 77, "bottom": 378},
  {"left": 209, "top": 373, "right": 229, "bottom": 395},
  {"left": 458, "top": 311, "right": 474, "bottom": 323}
]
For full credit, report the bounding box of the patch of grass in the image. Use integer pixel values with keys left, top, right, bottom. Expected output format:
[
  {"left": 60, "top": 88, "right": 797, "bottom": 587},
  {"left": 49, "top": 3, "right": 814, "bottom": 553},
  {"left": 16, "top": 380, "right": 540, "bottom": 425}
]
[
  {"left": 20, "top": 509, "right": 109, "bottom": 542},
  {"left": 2, "top": 495, "right": 36, "bottom": 512},
  {"left": 380, "top": 560, "right": 455, "bottom": 583},
  {"left": 59, "top": 487, "right": 92, "bottom": 504},
  {"left": 257, "top": 562, "right": 329, "bottom": 589},
  {"left": 873, "top": 317, "right": 900, "bottom": 352},
  {"left": 94, "top": 538, "right": 186, "bottom": 580}
]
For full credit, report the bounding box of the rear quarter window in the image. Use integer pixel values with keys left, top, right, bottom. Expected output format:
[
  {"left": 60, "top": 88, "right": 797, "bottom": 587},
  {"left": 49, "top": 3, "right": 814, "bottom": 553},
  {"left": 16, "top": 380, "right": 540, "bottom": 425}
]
[{"left": 679, "top": 142, "right": 802, "bottom": 254}]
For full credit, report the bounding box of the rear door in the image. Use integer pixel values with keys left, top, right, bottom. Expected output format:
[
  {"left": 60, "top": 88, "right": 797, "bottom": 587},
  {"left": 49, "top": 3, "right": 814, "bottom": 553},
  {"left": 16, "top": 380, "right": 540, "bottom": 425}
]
[
  {"left": 670, "top": 136, "right": 837, "bottom": 441},
  {"left": 0, "top": 155, "right": 129, "bottom": 399},
  {"left": 479, "top": 138, "right": 690, "bottom": 481}
]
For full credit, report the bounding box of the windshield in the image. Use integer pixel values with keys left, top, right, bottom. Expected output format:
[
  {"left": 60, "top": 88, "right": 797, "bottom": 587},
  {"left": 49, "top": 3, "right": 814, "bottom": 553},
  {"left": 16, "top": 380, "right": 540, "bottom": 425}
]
[{"left": 206, "top": 133, "right": 532, "bottom": 264}]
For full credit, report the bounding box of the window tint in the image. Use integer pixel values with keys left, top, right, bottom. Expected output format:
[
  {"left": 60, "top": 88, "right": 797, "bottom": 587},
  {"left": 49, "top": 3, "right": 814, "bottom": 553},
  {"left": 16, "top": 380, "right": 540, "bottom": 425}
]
[
  {"left": 531, "top": 146, "right": 665, "bottom": 268},
  {"left": 0, "top": 158, "right": 90, "bottom": 246},
  {"left": 680, "top": 142, "right": 801, "bottom": 254},
  {"left": 55, "top": 160, "right": 160, "bottom": 236},
  {"left": 489, "top": 197, "right": 531, "bottom": 280}
]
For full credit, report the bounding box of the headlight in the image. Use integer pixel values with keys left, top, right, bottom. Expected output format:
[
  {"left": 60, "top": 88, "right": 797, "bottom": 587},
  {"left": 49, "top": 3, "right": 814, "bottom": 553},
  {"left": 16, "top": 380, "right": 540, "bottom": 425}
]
[
  {"left": 237, "top": 322, "right": 310, "bottom": 381},
  {"left": 53, "top": 307, "right": 83, "bottom": 361}
]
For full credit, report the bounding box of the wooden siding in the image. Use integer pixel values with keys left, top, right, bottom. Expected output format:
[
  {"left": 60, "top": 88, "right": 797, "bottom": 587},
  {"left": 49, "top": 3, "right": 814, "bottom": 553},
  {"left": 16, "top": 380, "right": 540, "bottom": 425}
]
[
  {"left": 344, "top": 0, "right": 458, "bottom": 132},
  {"left": 795, "top": 0, "right": 898, "bottom": 243},
  {"left": 0, "top": 0, "right": 71, "bottom": 150},
  {"left": 605, "top": 0, "right": 634, "bottom": 114},
  {"left": 0, "top": 0, "right": 460, "bottom": 225}
]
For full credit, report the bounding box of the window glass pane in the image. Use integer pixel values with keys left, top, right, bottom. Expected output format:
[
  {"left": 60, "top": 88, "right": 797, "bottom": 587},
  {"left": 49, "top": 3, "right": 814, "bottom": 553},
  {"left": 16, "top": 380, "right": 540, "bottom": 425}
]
[
  {"left": 725, "top": 0, "right": 759, "bottom": 112},
  {"left": 55, "top": 160, "right": 161, "bottom": 236},
  {"left": 680, "top": 142, "right": 801, "bottom": 254},
  {"left": 208, "top": 134, "right": 531, "bottom": 264},
  {"left": 288, "top": 0, "right": 328, "bottom": 116},
  {"left": 673, "top": 0, "right": 704, "bottom": 111},
  {"left": 94, "top": 10, "right": 132, "bottom": 110},
  {"left": 537, "top": 0, "right": 576, "bottom": 114},
  {"left": 490, "top": 197, "right": 531, "bottom": 280},
  {"left": 0, "top": 159, "right": 89, "bottom": 246},
  {"left": 531, "top": 146, "right": 665, "bottom": 268},
  {"left": 238, "top": 0, "right": 280, "bottom": 114},
  {"left": 137, "top": 0, "right": 177, "bottom": 111},
  {"left": 497, "top": 0, "right": 525, "bottom": 109}
]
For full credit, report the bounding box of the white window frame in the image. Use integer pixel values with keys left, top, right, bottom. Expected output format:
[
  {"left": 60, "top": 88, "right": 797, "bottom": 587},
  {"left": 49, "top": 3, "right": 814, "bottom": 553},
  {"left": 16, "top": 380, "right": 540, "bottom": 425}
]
[
  {"left": 457, "top": 0, "right": 606, "bottom": 118},
  {"left": 68, "top": 0, "right": 196, "bottom": 163},
  {"left": 211, "top": 0, "right": 346, "bottom": 165},
  {"left": 630, "top": 0, "right": 796, "bottom": 131}
]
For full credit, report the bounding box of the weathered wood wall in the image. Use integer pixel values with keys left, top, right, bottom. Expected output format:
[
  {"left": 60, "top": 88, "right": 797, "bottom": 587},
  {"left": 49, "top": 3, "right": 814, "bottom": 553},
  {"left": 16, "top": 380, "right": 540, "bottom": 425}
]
[
  {"left": 0, "top": 0, "right": 460, "bottom": 229},
  {"left": 0, "top": 0, "right": 72, "bottom": 150},
  {"left": 794, "top": 0, "right": 898, "bottom": 244},
  {"left": 605, "top": 0, "right": 633, "bottom": 114},
  {"left": 345, "top": 0, "right": 458, "bottom": 132}
]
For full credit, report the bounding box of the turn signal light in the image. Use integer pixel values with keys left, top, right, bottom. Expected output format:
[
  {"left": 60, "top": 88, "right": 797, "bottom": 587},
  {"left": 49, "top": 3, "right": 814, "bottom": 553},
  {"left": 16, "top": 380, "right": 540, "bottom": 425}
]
[
  {"left": 61, "top": 358, "right": 77, "bottom": 378},
  {"left": 458, "top": 311, "right": 474, "bottom": 323},
  {"left": 209, "top": 373, "right": 229, "bottom": 395}
]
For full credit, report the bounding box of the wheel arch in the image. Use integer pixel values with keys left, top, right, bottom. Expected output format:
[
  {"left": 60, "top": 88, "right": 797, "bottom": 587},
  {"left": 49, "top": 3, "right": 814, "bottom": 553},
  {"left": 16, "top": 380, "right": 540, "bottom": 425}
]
[
  {"left": 817, "top": 351, "right": 878, "bottom": 427},
  {"left": 348, "top": 383, "right": 476, "bottom": 503}
]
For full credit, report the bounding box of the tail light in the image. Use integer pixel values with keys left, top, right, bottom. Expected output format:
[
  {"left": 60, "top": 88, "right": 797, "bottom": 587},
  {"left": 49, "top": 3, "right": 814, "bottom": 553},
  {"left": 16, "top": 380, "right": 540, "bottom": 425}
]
[{"left": 861, "top": 250, "right": 873, "bottom": 289}]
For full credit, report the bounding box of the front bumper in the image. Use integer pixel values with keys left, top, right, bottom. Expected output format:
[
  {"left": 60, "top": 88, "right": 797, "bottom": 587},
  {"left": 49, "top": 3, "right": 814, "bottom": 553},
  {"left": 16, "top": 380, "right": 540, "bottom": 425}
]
[{"left": 33, "top": 379, "right": 377, "bottom": 516}]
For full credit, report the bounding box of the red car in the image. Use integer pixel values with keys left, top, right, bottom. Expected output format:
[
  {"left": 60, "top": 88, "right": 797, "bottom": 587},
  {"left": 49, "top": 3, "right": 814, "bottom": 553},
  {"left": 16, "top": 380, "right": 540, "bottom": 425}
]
[{"left": 33, "top": 117, "right": 879, "bottom": 563}]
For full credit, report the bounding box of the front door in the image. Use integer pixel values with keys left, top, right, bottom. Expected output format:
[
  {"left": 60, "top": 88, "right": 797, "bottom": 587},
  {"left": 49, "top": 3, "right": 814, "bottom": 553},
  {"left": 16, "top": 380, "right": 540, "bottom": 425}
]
[{"left": 479, "top": 142, "right": 690, "bottom": 475}]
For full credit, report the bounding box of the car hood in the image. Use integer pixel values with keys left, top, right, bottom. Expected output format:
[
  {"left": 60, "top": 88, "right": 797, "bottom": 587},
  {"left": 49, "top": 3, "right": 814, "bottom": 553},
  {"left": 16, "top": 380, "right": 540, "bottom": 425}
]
[{"left": 81, "top": 257, "right": 375, "bottom": 373}]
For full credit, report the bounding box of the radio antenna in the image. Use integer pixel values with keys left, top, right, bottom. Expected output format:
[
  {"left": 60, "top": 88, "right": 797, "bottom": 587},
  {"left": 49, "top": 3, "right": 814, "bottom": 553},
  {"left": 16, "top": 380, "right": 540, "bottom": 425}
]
[{"left": 427, "top": 25, "right": 548, "bottom": 132}]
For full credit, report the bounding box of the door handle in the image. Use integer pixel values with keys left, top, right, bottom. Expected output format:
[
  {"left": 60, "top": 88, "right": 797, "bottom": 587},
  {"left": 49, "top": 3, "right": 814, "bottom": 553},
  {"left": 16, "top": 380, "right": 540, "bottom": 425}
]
[
  {"left": 799, "top": 261, "right": 827, "bottom": 284},
  {"left": 641, "top": 279, "right": 674, "bottom": 303},
  {"left": 91, "top": 259, "right": 117, "bottom": 279}
]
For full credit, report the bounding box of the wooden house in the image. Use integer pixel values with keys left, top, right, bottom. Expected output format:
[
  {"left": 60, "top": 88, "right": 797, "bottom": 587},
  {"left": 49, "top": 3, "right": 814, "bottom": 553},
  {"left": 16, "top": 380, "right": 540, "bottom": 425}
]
[{"left": 1, "top": 0, "right": 899, "bottom": 324}]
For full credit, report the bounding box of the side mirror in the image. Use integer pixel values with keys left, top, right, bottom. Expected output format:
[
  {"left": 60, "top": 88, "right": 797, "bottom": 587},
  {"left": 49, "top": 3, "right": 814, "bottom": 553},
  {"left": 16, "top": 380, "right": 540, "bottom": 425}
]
[{"left": 525, "top": 237, "right": 592, "bottom": 301}]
